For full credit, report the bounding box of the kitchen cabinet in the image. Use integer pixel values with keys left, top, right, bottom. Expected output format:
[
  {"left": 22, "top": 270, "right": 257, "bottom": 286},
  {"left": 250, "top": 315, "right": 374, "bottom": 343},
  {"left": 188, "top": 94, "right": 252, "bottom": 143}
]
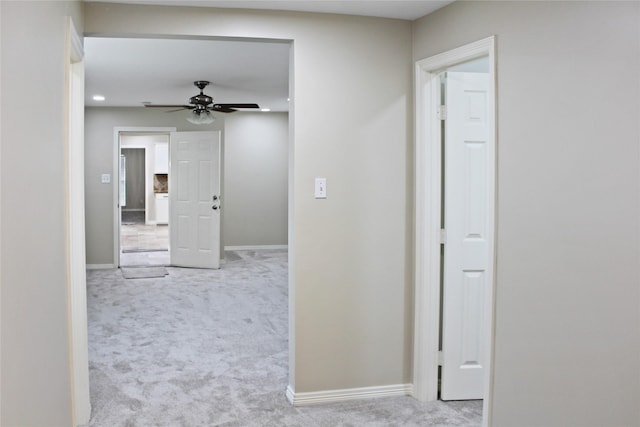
[
  {"left": 155, "top": 193, "right": 168, "bottom": 224},
  {"left": 155, "top": 143, "right": 169, "bottom": 173}
]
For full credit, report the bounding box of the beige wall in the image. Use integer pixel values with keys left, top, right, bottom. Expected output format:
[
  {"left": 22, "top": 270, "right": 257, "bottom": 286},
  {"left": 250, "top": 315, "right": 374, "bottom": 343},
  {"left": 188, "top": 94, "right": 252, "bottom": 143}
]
[
  {"left": 0, "top": 1, "right": 84, "bottom": 425},
  {"left": 85, "top": 2, "right": 415, "bottom": 393},
  {"left": 414, "top": 2, "right": 640, "bottom": 426}
]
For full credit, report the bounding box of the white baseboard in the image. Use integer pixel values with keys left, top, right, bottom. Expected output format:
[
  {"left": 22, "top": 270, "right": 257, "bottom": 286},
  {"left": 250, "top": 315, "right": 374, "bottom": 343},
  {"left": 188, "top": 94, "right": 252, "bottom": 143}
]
[
  {"left": 224, "top": 245, "right": 288, "bottom": 251},
  {"left": 86, "top": 264, "right": 116, "bottom": 270},
  {"left": 285, "top": 383, "right": 413, "bottom": 406},
  {"left": 286, "top": 385, "right": 295, "bottom": 404}
]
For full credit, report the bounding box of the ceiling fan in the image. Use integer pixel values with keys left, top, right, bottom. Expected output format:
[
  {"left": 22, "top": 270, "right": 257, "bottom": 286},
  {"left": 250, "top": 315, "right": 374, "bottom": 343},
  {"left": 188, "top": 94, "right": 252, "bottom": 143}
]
[{"left": 144, "top": 80, "right": 260, "bottom": 124}]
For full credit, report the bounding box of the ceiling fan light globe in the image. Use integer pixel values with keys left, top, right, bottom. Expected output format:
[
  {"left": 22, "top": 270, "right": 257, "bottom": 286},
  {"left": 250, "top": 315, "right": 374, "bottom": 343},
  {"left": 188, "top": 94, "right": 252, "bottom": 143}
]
[{"left": 187, "top": 110, "right": 215, "bottom": 125}]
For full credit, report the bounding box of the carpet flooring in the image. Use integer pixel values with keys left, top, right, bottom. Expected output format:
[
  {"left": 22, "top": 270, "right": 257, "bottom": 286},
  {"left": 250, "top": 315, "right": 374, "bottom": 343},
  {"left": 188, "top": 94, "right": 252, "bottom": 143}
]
[{"left": 86, "top": 250, "right": 482, "bottom": 426}]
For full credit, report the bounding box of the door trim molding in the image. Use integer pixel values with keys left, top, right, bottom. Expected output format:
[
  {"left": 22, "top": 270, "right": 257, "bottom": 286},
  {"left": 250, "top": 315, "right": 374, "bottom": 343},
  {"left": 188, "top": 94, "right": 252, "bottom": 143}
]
[
  {"left": 413, "top": 36, "right": 496, "bottom": 427},
  {"left": 113, "top": 127, "right": 176, "bottom": 267},
  {"left": 66, "top": 16, "right": 90, "bottom": 426}
]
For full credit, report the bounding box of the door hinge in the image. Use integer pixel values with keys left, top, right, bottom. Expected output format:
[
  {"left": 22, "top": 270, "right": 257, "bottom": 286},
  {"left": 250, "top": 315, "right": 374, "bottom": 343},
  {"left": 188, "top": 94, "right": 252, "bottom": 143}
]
[
  {"left": 438, "top": 350, "right": 444, "bottom": 366},
  {"left": 437, "top": 105, "right": 447, "bottom": 121},
  {"left": 439, "top": 229, "right": 447, "bottom": 244}
]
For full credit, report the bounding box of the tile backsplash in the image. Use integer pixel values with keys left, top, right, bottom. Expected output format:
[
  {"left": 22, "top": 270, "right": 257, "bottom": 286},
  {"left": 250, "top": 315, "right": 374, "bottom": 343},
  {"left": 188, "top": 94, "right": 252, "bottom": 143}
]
[{"left": 154, "top": 174, "right": 168, "bottom": 193}]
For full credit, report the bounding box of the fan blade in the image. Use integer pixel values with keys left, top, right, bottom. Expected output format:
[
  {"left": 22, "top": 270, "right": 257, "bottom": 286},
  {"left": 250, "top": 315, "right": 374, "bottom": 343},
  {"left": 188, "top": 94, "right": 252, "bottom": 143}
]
[
  {"left": 213, "top": 103, "right": 260, "bottom": 109},
  {"left": 213, "top": 107, "right": 237, "bottom": 113},
  {"left": 166, "top": 107, "right": 195, "bottom": 113},
  {"left": 144, "top": 104, "right": 193, "bottom": 109}
]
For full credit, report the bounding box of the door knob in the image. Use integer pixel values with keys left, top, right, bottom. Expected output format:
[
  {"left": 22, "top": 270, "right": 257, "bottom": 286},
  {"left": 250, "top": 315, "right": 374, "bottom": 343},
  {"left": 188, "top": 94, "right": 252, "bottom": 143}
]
[{"left": 212, "top": 205, "right": 218, "bottom": 210}]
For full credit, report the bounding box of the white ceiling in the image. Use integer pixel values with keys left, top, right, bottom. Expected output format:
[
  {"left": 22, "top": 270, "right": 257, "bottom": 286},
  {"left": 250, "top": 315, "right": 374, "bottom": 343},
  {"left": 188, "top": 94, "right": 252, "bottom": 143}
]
[
  {"left": 85, "top": 37, "right": 291, "bottom": 111},
  {"left": 83, "top": 0, "right": 455, "bottom": 21},
  {"left": 84, "top": 1, "right": 454, "bottom": 112}
]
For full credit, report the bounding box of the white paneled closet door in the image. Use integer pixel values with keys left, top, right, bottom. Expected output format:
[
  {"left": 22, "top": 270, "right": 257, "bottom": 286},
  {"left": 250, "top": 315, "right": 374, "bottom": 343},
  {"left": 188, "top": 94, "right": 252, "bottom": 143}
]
[{"left": 441, "top": 71, "right": 492, "bottom": 400}]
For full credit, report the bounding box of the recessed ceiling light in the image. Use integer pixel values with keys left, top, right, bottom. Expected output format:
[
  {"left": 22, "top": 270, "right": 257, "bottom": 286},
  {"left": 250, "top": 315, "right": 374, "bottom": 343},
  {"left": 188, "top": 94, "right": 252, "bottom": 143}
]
[
  {"left": 261, "top": 108, "right": 271, "bottom": 112},
  {"left": 93, "top": 95, "right": 106, "bottom": 101}
]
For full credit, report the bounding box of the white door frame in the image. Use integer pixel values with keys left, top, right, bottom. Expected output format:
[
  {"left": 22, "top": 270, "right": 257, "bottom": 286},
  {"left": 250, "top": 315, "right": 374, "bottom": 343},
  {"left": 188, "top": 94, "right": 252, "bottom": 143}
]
[
  {"left": 113, "top": 127, "right": 176, "bottom": 267},
  {"left": 66, "top": 16, "right": 91, "bottom": 426},
  {"left": 412, "top": 36, "right": 496, "bottom": 426}
]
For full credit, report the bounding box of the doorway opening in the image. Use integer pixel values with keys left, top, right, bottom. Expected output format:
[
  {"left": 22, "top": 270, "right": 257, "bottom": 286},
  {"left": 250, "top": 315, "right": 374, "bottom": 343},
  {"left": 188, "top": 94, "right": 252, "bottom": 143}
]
[
  {"left": 84, "top": 36, "right": 293, "bottom": 424},
  {"left": 413, "top": 36, "right": 496, "bottom": 427},
  {"left": 115, "top": 129, "right": 175, "bottom": 267}
]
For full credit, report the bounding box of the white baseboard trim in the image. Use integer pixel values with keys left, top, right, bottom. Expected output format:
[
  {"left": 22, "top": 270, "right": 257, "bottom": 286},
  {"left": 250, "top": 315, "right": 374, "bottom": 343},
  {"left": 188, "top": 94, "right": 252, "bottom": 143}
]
[
  {"left": 224, "top": 245, "right": 288, "bottom": 251},
  {"left": 286, "top": 385, "right": 296, "bottom": 404},
  {"left": 285, "top": 383, "right": 413, "bottom": 406},
  {"left": 86, "top": 264, "right": 116, "bottom": 270}
]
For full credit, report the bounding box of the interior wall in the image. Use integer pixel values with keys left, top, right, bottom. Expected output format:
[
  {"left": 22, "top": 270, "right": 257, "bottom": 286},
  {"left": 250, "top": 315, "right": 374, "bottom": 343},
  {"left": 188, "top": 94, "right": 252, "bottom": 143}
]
[
  {"left": 0, "top": 1, "right": 84, "bottom": 425},
  {"left": 413, "top": 2, "right": 640, "bottom": 426},
  {"left": 121, "top": 148, "right": 145, "bottom": 210},
  {"left": 84, "top": 3, "right": 414, "bottom": 393},
  {"left": 224, "top": 112, "right": 288, "bottom": 248}
]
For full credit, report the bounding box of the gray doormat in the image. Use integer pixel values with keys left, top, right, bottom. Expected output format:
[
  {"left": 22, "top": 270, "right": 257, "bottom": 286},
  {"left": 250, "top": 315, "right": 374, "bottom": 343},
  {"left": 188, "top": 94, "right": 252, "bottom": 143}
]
[{"left": 121, "top": 267, "right": 168, "bottom": 279}]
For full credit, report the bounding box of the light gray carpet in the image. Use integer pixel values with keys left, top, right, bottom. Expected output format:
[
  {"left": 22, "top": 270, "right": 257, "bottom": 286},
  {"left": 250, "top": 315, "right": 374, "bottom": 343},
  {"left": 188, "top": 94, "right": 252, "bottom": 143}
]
[{"left": 87, "top": 250, "right": 482, "bottom": 426}]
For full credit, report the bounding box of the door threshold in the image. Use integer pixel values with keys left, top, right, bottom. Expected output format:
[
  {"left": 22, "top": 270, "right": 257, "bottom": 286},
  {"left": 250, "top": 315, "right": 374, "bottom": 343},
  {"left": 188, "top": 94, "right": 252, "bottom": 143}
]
[{"left": 121, "top": 248, "right": 168, "bottom": 253}]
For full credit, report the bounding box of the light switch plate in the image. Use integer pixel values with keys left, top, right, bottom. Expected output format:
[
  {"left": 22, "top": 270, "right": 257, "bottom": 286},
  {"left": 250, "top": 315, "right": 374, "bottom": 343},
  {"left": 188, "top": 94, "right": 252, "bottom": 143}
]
[
  {"left": 314, "top": 178, "right": 327, "bottom": 199},
  {"left": 101, "top": 174, "right": 111, "bottom": 184}
]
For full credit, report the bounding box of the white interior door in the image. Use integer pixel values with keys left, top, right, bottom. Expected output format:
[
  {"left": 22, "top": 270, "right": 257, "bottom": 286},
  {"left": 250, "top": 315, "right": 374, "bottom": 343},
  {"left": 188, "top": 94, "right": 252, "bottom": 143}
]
[
  {"left": 169, "top": 131, "right": 221, "bottom": 269},
  {"left": 441, "top": 71, "right": 493, "bottom": 400}
]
